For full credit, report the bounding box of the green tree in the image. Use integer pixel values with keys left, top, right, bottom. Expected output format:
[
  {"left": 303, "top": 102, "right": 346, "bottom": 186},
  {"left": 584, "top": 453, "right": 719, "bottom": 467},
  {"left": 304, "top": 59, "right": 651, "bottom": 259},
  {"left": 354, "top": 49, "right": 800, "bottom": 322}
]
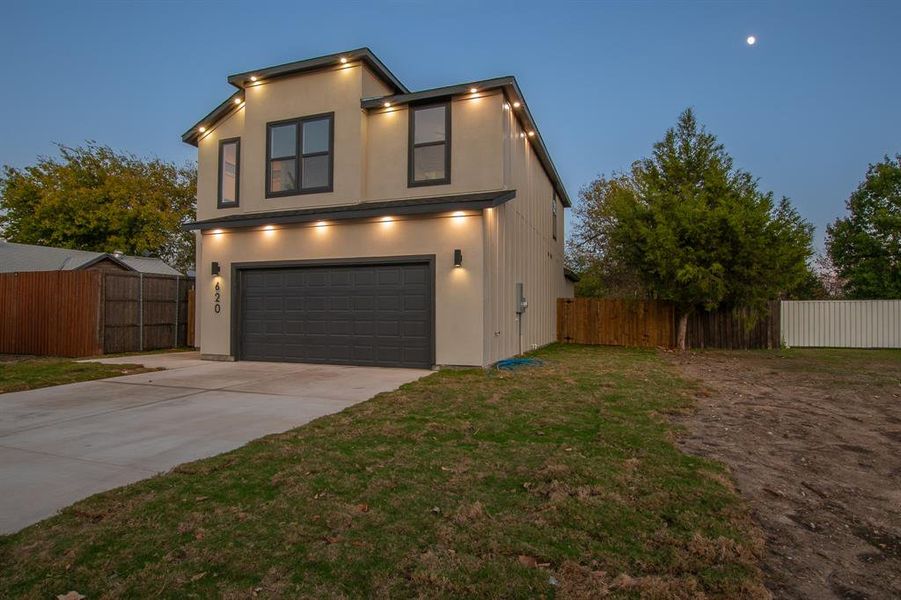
[
  {"left": 0, "top": 142, "right": 197, "bottom": 272},
  {"left": 826, "top": 155, "right": 901, "bottom": 299},
  {"left": 571, "top": 109, "right": 814, "bottom": 348},
  {"left": 567, "top": 176, "right": 646, "bottom": 298}
]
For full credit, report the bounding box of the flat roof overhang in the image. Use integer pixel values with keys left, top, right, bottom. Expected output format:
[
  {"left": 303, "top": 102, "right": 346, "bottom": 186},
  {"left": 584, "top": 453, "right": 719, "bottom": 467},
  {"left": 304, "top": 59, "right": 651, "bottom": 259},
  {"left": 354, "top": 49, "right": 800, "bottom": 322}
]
[{"left": 183, "top": 190, "right": 515, "bottom": 232}]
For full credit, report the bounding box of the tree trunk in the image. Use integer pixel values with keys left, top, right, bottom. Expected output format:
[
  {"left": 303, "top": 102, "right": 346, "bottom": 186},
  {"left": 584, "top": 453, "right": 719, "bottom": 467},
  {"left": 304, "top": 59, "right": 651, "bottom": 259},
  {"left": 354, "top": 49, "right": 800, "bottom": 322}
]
[{"left": 676, "top": 311, "right": 689, "bottom": 350}]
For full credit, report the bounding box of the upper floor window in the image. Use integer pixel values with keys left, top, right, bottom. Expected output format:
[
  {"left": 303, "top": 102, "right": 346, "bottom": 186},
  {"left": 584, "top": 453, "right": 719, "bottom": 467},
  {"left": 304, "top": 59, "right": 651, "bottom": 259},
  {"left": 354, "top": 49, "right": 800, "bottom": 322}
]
[
  {"left": 266, "top": 112, "right": 334, "bottom": 197},
  {"left": 218, "top": 138, "right": 240, "bottom": 208},
  {"left": 408, "top": 102, "right": 450, "bottom": 186},
  {"left": 552, "top": 194, "right": 558, "bottom": 240}
]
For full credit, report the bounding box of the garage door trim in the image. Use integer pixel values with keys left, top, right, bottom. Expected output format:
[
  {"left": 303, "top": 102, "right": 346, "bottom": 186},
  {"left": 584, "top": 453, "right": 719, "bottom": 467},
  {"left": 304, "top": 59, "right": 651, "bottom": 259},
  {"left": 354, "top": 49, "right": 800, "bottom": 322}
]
[{"left": 230, "top": 255, "right": 436, "bottom": 367}]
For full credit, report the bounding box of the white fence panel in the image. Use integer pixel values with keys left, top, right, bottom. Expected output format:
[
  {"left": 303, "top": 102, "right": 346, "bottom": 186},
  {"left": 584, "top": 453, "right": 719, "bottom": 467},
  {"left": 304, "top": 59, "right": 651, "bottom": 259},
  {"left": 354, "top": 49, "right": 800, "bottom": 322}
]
[{"left": 781, "top": 300, "right": 901, "bottom": 348}]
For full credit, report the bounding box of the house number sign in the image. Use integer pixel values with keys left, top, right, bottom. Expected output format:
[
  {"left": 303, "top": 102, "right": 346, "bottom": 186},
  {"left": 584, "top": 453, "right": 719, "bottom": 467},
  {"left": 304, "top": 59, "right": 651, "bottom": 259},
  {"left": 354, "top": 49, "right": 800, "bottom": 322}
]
[{"left": 214, "top": 281, "right": 222, "bottom": 314}]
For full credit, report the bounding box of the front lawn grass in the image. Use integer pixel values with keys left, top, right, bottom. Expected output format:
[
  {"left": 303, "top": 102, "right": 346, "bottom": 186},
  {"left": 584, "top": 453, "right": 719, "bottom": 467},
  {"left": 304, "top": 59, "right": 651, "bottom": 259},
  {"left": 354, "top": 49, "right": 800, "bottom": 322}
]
[
  {"left": 0, "top": 345, "right": 766, "bottom": 598},
  {"left": 0, "top": 357, "right": 158, "bottom": 394}
]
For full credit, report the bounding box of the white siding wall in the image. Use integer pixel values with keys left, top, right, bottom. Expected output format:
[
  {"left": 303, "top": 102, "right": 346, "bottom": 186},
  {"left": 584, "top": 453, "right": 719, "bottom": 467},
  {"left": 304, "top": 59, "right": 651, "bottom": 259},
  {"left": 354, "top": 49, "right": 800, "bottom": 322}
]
[
  {"left": 482, "top": 101, "right": 571, "bottom": 364},
  {"left": 781, "top": 300, "right": 901, "bottom": 348}
]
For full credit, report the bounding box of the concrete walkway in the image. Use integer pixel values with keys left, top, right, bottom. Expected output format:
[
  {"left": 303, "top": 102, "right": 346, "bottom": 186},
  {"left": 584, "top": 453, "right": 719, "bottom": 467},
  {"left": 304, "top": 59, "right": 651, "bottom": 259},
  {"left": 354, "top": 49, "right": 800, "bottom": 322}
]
[{"left": 0, "top": 352, "right": 428, "bottom": 534}]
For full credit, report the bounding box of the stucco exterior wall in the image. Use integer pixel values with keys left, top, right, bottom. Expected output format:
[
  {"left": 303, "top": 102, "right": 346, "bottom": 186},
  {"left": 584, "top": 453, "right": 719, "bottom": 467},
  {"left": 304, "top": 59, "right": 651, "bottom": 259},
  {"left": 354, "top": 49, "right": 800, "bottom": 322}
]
[
  {"left": 197, "top": 64, "right": 367, "bottom": 222},
  {"left": 482, "top": 103, "right": 571, "bottom": 363},
  {"left": 364, "top": 92, "right": 505, "bottom": 202},
  {"left": 197, "top": 214, "right": 485, "bottom": 366},
  {"left": 196, "top": 67, "right": 506, "bottom": 220}
]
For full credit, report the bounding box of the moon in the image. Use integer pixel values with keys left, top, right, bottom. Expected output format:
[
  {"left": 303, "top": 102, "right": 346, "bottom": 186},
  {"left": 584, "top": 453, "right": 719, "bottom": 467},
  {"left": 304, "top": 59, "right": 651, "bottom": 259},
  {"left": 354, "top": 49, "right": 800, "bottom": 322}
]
[{"left": 746, "top": 35, "right": 757, "bottom": 46}]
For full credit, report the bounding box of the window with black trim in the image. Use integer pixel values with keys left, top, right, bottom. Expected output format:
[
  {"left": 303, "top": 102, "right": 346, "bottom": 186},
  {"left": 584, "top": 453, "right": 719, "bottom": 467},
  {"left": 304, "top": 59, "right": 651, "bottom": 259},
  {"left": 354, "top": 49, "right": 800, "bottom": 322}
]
[
  {"left": 266, "top": 113, "right": 334, "bottom": 197},
  {"left": 218, "top": 138, "right": 240, "bottom": 208},
  {"left": 408, "top": 102, "right": 450, "bottom": 186},
  {"left": 552, "top": 194, "right": 558, "bottom": 240}
]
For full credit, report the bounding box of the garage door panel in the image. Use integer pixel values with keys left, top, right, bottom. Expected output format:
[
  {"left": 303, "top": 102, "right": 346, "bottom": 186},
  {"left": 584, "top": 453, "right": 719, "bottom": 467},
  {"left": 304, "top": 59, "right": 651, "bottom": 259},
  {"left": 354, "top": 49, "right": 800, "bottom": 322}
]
[{"left": 239, "top": 262, "right": 432, "bottom": 368}]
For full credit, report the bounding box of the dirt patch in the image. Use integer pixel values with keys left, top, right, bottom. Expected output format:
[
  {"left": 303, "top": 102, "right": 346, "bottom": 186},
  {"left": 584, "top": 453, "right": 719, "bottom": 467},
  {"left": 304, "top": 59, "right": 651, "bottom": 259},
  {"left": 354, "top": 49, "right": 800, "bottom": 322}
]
[{"left": 669, "top": 349, "right": 901, "bottom": 599}]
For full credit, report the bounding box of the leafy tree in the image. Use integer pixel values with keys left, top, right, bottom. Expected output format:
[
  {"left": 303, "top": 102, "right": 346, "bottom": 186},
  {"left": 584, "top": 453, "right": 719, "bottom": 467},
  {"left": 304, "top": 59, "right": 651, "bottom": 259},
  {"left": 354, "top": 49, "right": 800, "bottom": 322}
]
[
  {"left": 567, "top": 176, "right": 646, "bottom": 298},
  {"left": 571, "top": 109, "right": 814, "bottom": 348},
  {"left": 0, "top": 142, "right": 197, "bottom": 273},
  {"left": 826, "top": 155, "right": 901, "bottom": 299}
]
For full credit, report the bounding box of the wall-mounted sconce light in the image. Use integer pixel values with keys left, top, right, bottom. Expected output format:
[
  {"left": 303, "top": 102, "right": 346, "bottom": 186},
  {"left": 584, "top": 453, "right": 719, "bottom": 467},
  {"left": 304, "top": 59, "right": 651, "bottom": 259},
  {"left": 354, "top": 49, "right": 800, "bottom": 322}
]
[
  {"left": 454, "top": 249, "right": 463, "bottom": 268},
  {"left": 211, "top": 261, "right": 221, "bottom": 276}
]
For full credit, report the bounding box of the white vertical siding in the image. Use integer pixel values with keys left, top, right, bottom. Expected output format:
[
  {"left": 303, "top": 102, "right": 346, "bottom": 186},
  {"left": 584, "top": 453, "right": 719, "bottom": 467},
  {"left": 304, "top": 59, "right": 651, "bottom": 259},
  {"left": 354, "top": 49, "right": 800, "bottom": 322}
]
[
  {"left": 781, "top": 300, "right": 901, "bottom": 348},
  {"left": 483, "top": 101, "right": 571, "bottom": 364}
]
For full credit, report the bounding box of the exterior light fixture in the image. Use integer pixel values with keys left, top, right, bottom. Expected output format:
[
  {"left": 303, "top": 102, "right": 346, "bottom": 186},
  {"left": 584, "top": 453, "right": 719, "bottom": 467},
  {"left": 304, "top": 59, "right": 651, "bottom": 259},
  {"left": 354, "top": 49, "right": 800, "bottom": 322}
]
[
  {"left": 520, "top": 132, "right": 525, "bottom": 138},
  {"left": 233, "top": 97, "right": 242, "bottom": 105},
  {"left": 211, "top": 261, "right": 220, "bottom": 276},
  {"left": 383, "top": 102, "right": 391, "bottom": 108},
  {"left": 250, "top": 75, "right": 258, "bottom": 82},
  {"left": 469, "top": 87, "right": 478, "bottom": 93},
  {"left": 315, "top": 220, "right": 327, "bottom": 227},
  {"left": 454, "top": 249, "right": 463, "bottom": 268},
  {"left": 340, "top": 57, "right": 348, "bottom": 64},
  {"left": 512, "top": 101, "right": 521, "bottom": 108},
  {"left": 503, "top": 102, "right": 510, "bottom": 110},
  {"left": 528, "top": 131, "right": 535, "bottom": 137},
  {"left": 198, "top": 126, "right": 206, "bottom": 133}
]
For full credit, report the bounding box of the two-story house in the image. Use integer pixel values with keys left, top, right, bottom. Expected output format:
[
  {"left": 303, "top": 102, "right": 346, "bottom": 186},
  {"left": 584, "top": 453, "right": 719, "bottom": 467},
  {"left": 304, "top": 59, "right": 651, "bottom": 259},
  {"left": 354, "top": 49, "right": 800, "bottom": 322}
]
[{"left": 184, "top": 48, "right": 576, "bottom": 368}]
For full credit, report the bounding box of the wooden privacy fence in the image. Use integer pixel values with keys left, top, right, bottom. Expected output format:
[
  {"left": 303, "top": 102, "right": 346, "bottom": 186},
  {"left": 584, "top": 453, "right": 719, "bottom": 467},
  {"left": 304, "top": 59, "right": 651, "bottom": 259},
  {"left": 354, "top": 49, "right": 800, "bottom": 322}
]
[
  {"left": 557, "top": 298, "right": 781, "bottom": 349},
  {"left": 556, "top": 298, "right": 674, "bottom": 347},
  {"left": 0, "top": 270, "right": 194, "bottom": 357},
  {"left": 0, "top": 271, "right": 104, "bottom": 357}
]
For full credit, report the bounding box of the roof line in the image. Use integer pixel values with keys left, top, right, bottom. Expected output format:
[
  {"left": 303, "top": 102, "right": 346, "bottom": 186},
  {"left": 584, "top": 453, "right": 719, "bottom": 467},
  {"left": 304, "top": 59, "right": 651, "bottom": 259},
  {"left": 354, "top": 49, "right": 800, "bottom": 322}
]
[
  {"left": 78, "top": 254, "right": 137, "bottom": 272},
  {"left": 227, "top": 47, "right": 408, "bottom": 93},
  {"left": 183, "top": 190, "right": 516, "bottom": 231}
]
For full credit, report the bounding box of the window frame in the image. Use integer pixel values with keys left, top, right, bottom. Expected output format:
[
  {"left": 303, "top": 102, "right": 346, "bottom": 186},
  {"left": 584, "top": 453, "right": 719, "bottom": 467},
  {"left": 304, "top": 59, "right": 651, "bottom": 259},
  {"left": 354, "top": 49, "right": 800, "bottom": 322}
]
[
  {"left": 217, "top": 137, "right": 241, "bottom": 208},
  {"left": 265, "top": 112, "right": 335, "bottom": 198},
  {"left": 552, "top": 194, "right": 558, "bottom": 241},
  {"left": 408, "top": 101, "right": 451, "bottom": 187}
]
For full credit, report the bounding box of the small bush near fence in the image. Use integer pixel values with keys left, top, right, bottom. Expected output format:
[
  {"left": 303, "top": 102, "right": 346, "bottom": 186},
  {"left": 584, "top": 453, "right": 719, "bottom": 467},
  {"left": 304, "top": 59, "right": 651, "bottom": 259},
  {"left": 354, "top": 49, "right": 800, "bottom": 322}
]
[
  {"left": 557, "top": 298, "right": 781, "bottom": 350},
  {"left": 0, "top": 271, "right": 194, "bottom": 357}
]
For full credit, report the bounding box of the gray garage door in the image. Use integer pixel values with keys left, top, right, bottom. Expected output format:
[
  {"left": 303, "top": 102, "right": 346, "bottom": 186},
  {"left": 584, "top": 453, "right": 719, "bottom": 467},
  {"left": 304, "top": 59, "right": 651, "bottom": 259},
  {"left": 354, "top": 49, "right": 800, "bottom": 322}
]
[{"left": 238, "top": 262, "right": 433, "bottom": 368}]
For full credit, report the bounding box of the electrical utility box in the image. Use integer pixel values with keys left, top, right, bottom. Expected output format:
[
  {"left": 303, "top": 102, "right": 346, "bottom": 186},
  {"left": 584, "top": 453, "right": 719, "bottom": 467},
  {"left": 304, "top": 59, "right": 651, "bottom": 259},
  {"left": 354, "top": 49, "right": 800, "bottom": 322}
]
[{"left": 516, "top": 283, "right": 528, "bottom": 314}]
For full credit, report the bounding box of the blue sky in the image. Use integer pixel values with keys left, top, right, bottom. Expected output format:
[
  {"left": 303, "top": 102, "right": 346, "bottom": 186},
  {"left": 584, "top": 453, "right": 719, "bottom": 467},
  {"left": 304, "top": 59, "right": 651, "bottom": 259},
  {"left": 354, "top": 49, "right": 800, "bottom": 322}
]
[{"left": 1, "top": 1, "right": 898, "bottom": 251}]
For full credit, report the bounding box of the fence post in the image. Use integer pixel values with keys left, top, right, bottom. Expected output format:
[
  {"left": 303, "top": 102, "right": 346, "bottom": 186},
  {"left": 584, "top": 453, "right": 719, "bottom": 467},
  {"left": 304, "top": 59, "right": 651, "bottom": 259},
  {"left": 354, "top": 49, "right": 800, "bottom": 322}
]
[
  {"left": 174, "top": 276, "right": 179, "bottom": 348},
  {"left": 138, "top": 272, "right": 144, "bottom": 352}
]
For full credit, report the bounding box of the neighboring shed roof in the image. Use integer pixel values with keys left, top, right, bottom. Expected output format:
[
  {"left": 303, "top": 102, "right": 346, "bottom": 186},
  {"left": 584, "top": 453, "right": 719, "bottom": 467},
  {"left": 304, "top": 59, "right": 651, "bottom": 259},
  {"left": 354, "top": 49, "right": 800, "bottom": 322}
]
[
  {"left": 0, "top": 241, "right": 183, "bottom": 276},
  {"left": 116, "top": 255, "right": 183, "bottom": 276}
]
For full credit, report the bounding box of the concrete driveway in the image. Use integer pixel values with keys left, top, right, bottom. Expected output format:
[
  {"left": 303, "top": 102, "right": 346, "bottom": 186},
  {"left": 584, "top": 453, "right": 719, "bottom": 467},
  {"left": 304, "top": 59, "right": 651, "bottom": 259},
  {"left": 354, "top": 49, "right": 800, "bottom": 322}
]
[{"left": 0, "top": 352, "right": 428, "bottom": 534}]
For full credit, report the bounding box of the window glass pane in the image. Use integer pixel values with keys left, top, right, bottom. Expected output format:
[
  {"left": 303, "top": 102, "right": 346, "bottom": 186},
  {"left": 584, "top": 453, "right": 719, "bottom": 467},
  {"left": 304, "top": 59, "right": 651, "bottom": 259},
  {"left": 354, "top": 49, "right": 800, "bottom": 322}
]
[
  {"left": 303, "top": 118, "right": 330, "bottom": 154},
  {"left": 413, "top": 106, "right": 446, "bottom": 144},
  {"left": 270, "top": 124, "right": 296, "bottom": 159},
  {"left": 413, "top": 144, "right": 446, "bottom": 181},
  {"left": 269, "top": 158, "right": 296, "bottom": 193},
  {"left": 302, "top": 155, "right": 330, "bottom": 189},
  {"left": 220, "top": 141, "right": 238, "bottom": 204}
]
